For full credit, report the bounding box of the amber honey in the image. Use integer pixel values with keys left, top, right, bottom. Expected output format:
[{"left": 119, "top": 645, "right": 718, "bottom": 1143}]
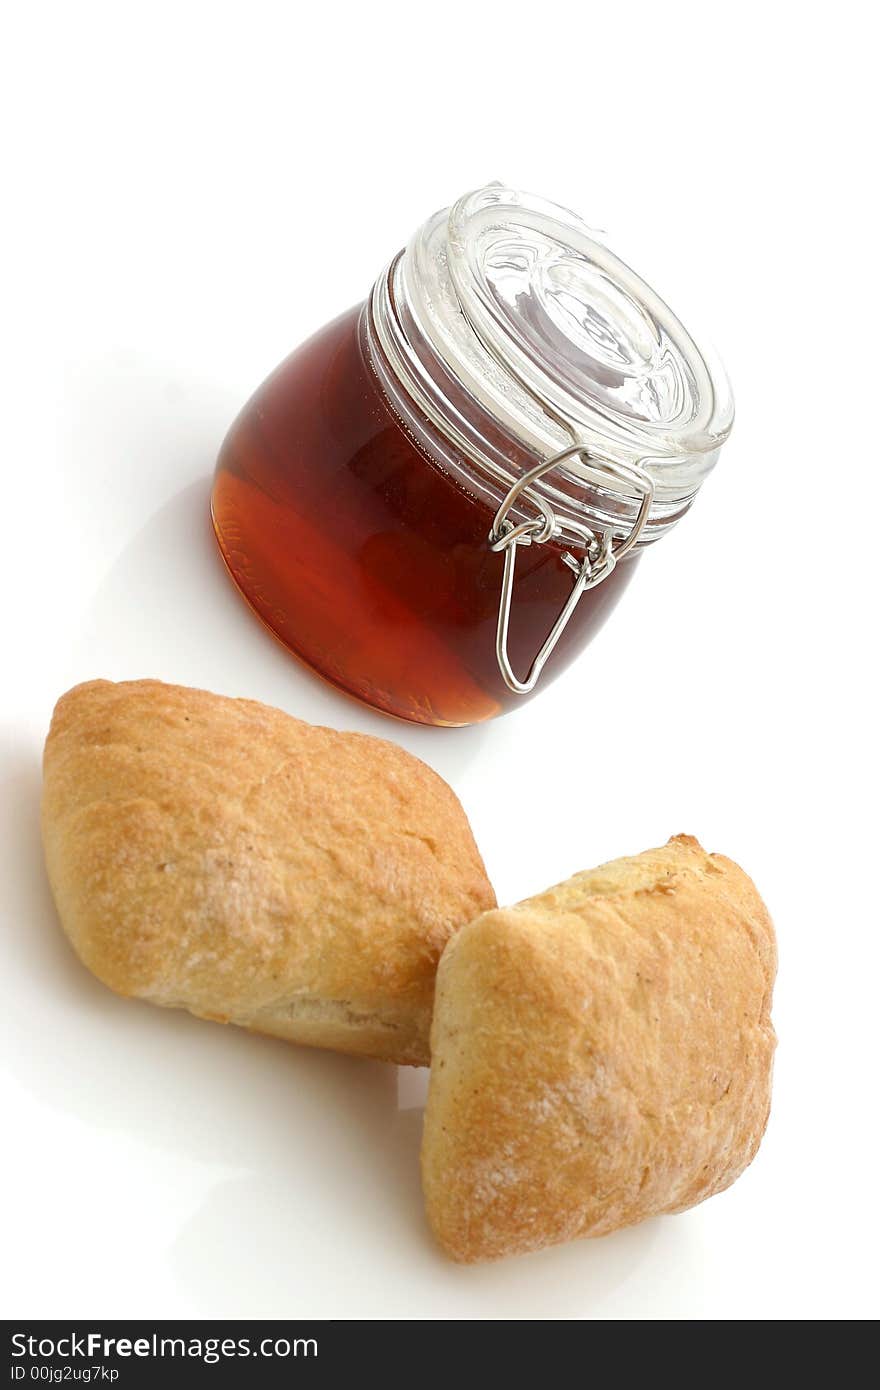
[{"left": 211, "top": 305, "right": 637, "bottom": 726}]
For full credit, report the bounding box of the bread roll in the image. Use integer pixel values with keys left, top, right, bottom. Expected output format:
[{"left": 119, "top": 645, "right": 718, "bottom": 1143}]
[
  {"left": 42, "top": 679, "right": 495, "bottom": 1065},
  {"left": 422, "top": 835, "right": 776, "bottom": 1261}
]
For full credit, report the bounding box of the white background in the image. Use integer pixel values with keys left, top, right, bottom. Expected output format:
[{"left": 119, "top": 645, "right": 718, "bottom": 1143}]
[{"left": 2, "top": 1, "right": 877, "bottom": 1321}]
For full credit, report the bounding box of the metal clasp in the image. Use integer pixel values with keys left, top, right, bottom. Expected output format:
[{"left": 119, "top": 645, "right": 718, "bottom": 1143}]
[{"left": 488, "top": 446, "right": 655, "bottom": 695}]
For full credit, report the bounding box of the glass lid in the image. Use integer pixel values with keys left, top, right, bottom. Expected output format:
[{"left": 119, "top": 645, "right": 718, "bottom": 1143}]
[{"left": 373, "top": 182, "right": 734, "bottom": 542}]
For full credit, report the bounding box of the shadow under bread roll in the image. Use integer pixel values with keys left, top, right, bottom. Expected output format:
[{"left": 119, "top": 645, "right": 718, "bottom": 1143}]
[
  {"left": 41, "top": 679, "right": 495, "bottom": 1065},
  {"left": 422, "top": 835, "right": 777, "bottom": 1262}
]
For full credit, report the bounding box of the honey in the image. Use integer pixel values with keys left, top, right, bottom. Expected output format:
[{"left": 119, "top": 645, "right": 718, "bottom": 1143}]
[
  {"left": 212, "top": 305, "right": 638, "bottom": 726},
  {"left": 211, "top": 184, "right": 732, "bottom": 726}
]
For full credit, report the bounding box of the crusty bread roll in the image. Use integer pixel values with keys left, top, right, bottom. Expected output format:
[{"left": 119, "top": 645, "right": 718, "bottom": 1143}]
[
  {"left": 422, "top": 835, "right": 776, "bottom": 1262},
  {"left": 42, "top": 679, "right": 495, "bottom": 1065}
]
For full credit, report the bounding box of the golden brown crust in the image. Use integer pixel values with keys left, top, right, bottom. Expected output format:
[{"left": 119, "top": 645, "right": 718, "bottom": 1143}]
[
  {"left": 41, "top": 679, "right": 495, "bottom": 1065},
  {"left": 422, "top": 835, "right": 776, "bottom": 1261}
]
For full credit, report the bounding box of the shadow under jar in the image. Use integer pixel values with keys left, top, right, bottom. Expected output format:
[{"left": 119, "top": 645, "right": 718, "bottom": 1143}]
[{"left": 212, "top": 184, "right": 733, "bottom": 726}]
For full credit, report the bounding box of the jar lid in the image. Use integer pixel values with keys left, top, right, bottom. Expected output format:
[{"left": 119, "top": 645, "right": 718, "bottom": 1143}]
[{"left": 373, "top": 183, "right": 733, "bottom": 544}]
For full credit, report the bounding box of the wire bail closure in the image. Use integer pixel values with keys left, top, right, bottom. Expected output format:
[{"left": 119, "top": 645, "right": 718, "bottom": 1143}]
[{"left": 488, "top": 446, "right": 655, "bottom": 695}]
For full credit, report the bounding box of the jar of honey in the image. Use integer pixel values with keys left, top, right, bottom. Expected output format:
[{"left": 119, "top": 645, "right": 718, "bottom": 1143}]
[{"left": 212, "top": 184, "right": 733, "bottom": 726}]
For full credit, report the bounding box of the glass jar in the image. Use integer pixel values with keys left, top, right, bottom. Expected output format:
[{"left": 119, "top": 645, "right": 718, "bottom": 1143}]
[{"left": 212, "top": 184, "right": 733, "bottom": 726}]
